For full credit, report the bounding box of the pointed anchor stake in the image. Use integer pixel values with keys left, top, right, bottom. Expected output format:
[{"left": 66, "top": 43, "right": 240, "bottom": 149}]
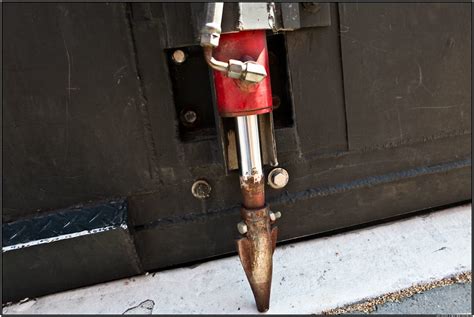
[{"left": 236, "top": 205, "right": 278, "bottom": 312}]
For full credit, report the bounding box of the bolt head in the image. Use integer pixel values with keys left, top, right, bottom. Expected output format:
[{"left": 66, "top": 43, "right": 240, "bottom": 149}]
[
  {"left": 269, "top": 212, "right": 276, "bottom": 222},
  {"left": 268, "top": 168, "right": 289, "bottom": 189},
  {"left": 269, "top": 211, "right": 282, "bottom": 222},
  {"left": 191, "top": 180, "right": 211, "bottom": 200},
  {"left": 273, "top": 173, "right": 288, "bottom": 187},
  {"left": 172, "top": 50, "right": 186, "bottom": 64},
  {"left": 183, "top": 110, "right": 197, "bottom": 124},
  {"left": 237, "top": 221, "right": 248, "bottom": 234}
]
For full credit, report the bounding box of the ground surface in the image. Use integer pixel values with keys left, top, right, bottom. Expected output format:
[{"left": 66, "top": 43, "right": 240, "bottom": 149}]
[
  {"left": 3, "top": 204, "right": 471, "bottom": 315},
  {"left": 371, "top": 282, "right": 471, "bottom": 314}
]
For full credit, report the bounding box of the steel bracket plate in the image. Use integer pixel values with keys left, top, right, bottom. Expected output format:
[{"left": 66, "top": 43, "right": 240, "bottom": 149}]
[
  {"left": 222, "top": 2, "right": 331, "bottom": 33},
  {"left": 130, "top": 3, "right": 331, "bottom": 49}
]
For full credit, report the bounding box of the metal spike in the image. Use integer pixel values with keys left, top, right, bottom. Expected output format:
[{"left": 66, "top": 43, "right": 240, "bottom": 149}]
[{"left": 236, "top": 205, "right": 278, "bottom": 312}]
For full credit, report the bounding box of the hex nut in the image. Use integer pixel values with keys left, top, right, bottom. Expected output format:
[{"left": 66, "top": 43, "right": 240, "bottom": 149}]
[
  {"left": 243, "top": 61, "right": 267, "bottom": 83},
  {"left": 227, "top": 59, "right": 245, "bottom": 79},
  {"left": 268, "top": 168, "right": 289, "bottom": 189},
  {"left": 273, "top": 173, "right": 288, "bottom": 187},
  {"left": 191, "top": 180, "right": 211, "bottom": 199}
]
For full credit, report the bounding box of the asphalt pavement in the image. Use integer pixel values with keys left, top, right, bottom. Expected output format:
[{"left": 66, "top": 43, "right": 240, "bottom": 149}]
[{"left": 370, "top": 282, "right": 471, "bottom": 315}]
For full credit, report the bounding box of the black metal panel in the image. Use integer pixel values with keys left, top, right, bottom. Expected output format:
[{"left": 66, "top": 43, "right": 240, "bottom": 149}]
[
  {"left": 284, "top": 4, "right": 348, "bottom": 158},
  {"left": 132, "top": 129, "right": 471, "bottom": 269},
  {"left": 2, "top": 199, "right": 142, "bottom": 303},
  {"left": 339, "top": 3, "right": 471, "bottom": 150},
  {"left": 134, "top": 157, "right": 470, "bottom": 270},
  {"left": 3, "top": 3, "right": 152, "bottom": 222},
  {"left": 2, "top": 3, "right": 471, "bottom": 303},
  {"left": 166, "top": 45, "right": 217, "bottom": 142}
]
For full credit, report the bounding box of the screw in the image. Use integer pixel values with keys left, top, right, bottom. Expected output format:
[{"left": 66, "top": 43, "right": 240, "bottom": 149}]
[
  {"left": 237, "top": 221, "right": 248, "bottom": 234},
  {"left": 191, "top": 180, "right": 211, "bottom": 199},
  {"left": 268, "top": 168, "right": 289, "bottom": 189},
  {"left": 183, "top": 110, "right": 197, "bottom": 124},
  {"left": 172, "top": 49, "right": 186, "bottom": 64}
]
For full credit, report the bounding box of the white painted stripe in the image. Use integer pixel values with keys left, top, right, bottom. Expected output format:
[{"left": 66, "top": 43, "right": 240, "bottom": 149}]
[{"left": 3, "top": 204, "right": 471, "bottom": 314}]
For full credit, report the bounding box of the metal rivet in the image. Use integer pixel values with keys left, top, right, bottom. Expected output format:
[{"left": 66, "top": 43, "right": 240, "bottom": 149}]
[
  {"left": 237, "top": 221, "right": 248, "bottom": 234},
  {"left": 180, "top": 108, "right": 198, "bottom": 127},
  {"left": 268, "top": 168, "right": 289, "bottom": 189},
  {"left": 172, "top": 49, "right": 186, "bottom": 64},
  {"left": 183, "top": 110, "right": 197, "bottom": 124},
  {"left": 191, "top": 180, "right": 211, "bottom": 199}
]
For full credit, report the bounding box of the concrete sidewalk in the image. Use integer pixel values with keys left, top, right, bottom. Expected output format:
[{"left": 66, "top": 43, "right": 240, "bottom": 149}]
[{"left": 3, "top": 204, "right": 471, "bottom": 314}]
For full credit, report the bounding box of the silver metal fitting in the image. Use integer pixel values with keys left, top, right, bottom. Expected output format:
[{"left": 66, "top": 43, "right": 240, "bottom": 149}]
[
  {"left": 203, "top": 47, "right": 267, "bottom": 84},
  {"left": 227, "top": 59, "right": 245, "bottom": 79},
  {"left": 200, "top": 3, "right": 224, "bottom": 48},
  {"left": 237, "top": 221, "right": 248, "bottom": 234},
  {"left": 226, "top": 60, "right": 267, "bottom": 83},
  {"left": 268, "top": 168, "right": 289, "bottom": 189},
  {"left": 200, "top": 23, "right": 222, "bottom": 48},
  {"left": 243, "top": 61, "right": 267, "bottom": 83},
  {"left": 269, "top": 211, "right": 282, "bottom": 222}
]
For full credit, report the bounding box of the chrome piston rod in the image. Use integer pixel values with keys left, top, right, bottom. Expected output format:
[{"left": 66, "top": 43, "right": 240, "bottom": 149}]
[
  {"left": 236, "top": 115, "right": 265, "bottom": 209},
  {"left": 236, "top": 115, "right": 263, "bottom": 180}
]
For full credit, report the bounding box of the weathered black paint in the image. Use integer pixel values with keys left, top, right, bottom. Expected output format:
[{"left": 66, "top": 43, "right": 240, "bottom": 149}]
[
  {"left": 2, "top": 3, "right": 471, "bottom": 302},
  {"left": 339, "top": 3, "right": 471, "bottom": 150},
  {"left": 2, "top": 199, "right": 142, "bottom": 303}
]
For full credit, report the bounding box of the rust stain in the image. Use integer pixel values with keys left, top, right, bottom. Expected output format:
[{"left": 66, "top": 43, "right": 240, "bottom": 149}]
[{"left": 240, "top": 175, "right": 265, "bottom": 209}]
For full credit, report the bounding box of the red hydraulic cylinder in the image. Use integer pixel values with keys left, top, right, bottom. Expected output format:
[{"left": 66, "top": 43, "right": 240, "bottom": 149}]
[{"left": 212, "top": 30, "right": 273, "bottom": 117}]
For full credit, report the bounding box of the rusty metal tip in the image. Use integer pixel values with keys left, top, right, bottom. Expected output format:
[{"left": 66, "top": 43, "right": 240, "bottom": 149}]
[
  {"left": 252, "top": 283, "right": 271, "bottom": 312},
  {"left": 258, "top": 306, "right": 269, "bottom": 313},
  {"left": 236, "top": 205, "right": 277, "bottom": 313}
]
